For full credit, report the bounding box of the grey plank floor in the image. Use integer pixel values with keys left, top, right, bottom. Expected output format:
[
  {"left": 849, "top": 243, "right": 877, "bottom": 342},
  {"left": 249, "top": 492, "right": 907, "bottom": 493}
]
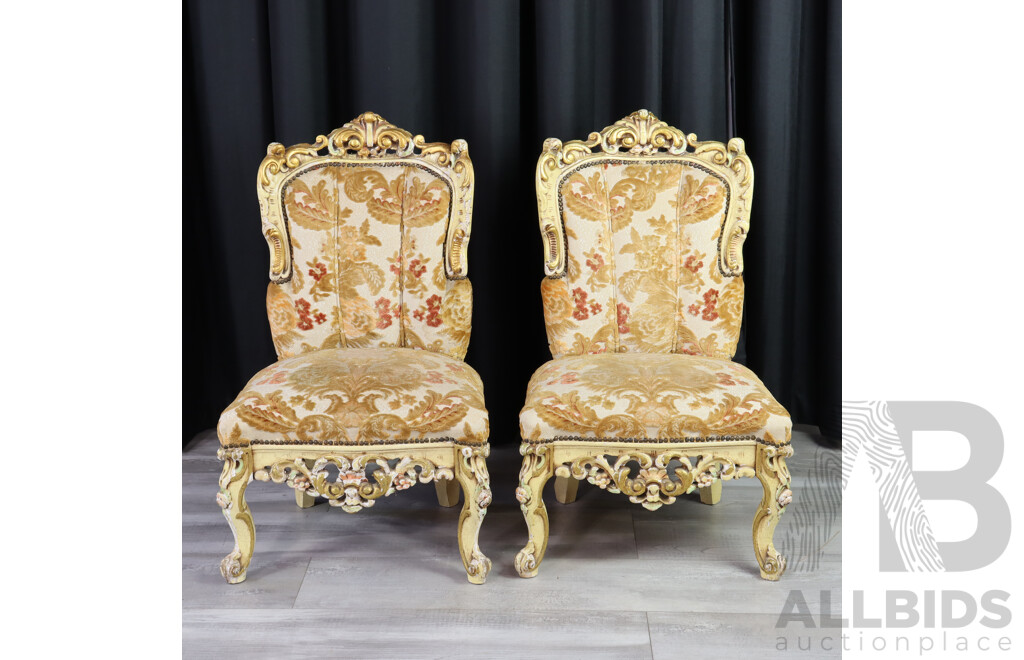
[{"left": 183, "top": 427, "right": 841, "bottom": 659}]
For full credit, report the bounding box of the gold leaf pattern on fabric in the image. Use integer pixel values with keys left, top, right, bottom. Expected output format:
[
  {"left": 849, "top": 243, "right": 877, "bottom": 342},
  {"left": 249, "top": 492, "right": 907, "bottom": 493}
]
[
  {"left": 266, "top": 163, "right": 466, "bottom": 360},
  {"left": 561, "top": 171, "right": 608, "bottom": 223},
  {"left": 519, "top": 353, "right": 790, "bottom": 444},
  {"left": 218, "top": 348, "right": 488, "bottom": 446},
  {"left": 343, "top": 168, "right": 405, "bottom": 225},
  {"left": 542, "top": 161, "right": 742, "bottom": 359},
  {"left": 285, "top": 178, "right": 338, "bottom": 231},
  {"left": 674, "top": 173, "right": 726, "bottom": 225},
  {"left": 402, "top": 175, "right": 450, "bottom": 227}
]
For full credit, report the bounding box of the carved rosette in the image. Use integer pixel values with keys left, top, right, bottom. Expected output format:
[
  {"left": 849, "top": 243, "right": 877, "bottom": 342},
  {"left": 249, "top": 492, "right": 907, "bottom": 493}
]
[
  {"left": 257, "top": 111, "right": 474, "bottom": 283},
  {"left": 554, "top": 450, "right": 755, "bottom": 511},
  {"left": 254, "top": 454, "right": 455, "bottom": 514},
  {"left": 753, "top": 444, "right": 795, "bottom": 579},
  {"left": 535, "top": 109, "right": 753, "bottom": 278}
]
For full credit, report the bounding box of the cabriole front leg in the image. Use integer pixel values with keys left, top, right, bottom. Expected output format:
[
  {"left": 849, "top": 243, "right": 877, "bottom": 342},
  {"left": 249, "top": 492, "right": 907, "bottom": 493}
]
[
  {"left": 455, "top": 445, "right": 492, "bottom": 584},
  {"left": 752, "top": 444, "right": 794, "bottom": 580},
  {"left": 217, "top": 447, "right": 255, "bottom": 584},
  {"left": 515, "top": 443, "right": 554, "bottom": 578}
]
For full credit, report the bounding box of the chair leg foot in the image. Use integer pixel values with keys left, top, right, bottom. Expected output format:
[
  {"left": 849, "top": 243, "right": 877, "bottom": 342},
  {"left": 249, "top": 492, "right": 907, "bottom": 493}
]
[
  {"left": 698, "top": 480, "right": 722, "bottom": 505},
  {"left": 753, "top": 445, "right": 793, "bottom": 581},
  {"left": 455, "top": 446, "right": 492, "bottom": 584},
  {"left": 217, "top": 448, "right": 255, "bottom": 584},
  {"left": 435, "top": 477, "right": 461, "bottom": 507},
  {"left": 515, "top": 444, "right": 554, "bottom": 578},
  {"left": 554, "top": 474, "right": 579, "bottom": 504}
]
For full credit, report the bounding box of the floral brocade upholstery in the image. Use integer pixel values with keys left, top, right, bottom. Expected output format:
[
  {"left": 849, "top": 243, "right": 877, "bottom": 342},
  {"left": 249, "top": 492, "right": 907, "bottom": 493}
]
[
  {"left": 219, "top": 348, "right": 488, "bottom": 447},
  {"left": 268, "top": 163, "right": 472, "bottom": 361},
  {"left": 542, "top": 161, "right": 742, "bottom": 359},
  {"left": 519, "top": 353, "right": 790, "bottom": 445}
]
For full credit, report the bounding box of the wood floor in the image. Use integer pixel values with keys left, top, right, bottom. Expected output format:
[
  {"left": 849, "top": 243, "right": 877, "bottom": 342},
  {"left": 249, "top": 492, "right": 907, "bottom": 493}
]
[{"left": 183, "top": 427, "right": 841, "bottom": 658}]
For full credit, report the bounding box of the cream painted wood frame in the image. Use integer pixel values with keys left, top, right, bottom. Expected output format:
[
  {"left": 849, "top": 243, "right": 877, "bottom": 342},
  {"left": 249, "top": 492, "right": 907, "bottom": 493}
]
[
  {"left": 217, "top": 113, "right": 491, "bottom": 585},
  {"left": 515, "top": 110, "right": 793, "bottom": 581}
]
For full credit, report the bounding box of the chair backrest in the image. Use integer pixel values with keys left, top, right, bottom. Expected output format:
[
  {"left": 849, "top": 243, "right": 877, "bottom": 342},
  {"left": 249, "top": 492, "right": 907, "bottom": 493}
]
[
  {"left": 257, "top": 112, "right": 475, "bottom": 360},
  {"left": 535, "top": 109, "right": 753, "bottom": 359}
]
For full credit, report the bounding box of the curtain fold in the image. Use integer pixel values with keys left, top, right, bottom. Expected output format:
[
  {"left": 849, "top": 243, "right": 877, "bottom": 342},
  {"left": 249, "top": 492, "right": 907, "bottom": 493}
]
[{"left": 183, "top": 0, "right": 841, "bottom": 445}]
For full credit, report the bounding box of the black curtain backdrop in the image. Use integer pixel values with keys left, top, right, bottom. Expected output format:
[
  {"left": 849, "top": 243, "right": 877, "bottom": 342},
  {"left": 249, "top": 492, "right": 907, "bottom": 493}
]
[{"left": 184, "top": 0, "right": 840, "bottom": 446}]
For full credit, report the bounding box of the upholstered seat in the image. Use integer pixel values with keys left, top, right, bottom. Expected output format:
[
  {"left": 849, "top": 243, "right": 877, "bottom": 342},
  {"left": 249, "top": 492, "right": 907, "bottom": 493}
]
[
  {"left": 520, "top": 353, "right": 789, "bottom": 445},
  {"left": 219, "top": 347, "right": 488, "bottom": 447}
]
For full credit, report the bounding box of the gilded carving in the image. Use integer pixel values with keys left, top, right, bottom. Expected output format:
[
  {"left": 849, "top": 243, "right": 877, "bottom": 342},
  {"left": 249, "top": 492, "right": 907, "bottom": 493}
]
[
  {"left": 554, "top": 450, "right": 755, "bottom": 511},
  {"left": 254, "top": 453, "right": 455, "bottom": 514},
  {"left": 535, "top": 109, "right": 753, "bottom": 278},
  {"left": 217, "top": 447, "right": 255, "bottom": 584},
  {"left": 257, "top": 112, "right": 474, "bottom": 283},
  {"left": 753, "top": 443, "right": 794, "bottom": 580},
  {"left": 514, "top": 443, "right": 554, "bottom": 578},
  {"left": 455, "top": 445, "right": 492, "bottom": 584}
]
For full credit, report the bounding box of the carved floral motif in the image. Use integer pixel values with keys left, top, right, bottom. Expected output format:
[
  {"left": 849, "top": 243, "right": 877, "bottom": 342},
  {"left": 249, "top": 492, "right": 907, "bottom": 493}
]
[
  {"left": 254, "top": 453, "right": 455, "bottom": 513},
  {"left": 554, "top": 449, "right": 755, "bottom": 511}
]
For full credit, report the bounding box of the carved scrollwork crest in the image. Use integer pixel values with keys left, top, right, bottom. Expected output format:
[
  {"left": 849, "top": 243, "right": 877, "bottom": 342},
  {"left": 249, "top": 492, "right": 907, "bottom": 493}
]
[
  {"left": 257, "top": 112, "right": 474, "bottom": 283},
  {"left": 554, "top": 449, "right": 755, "bottom": 511},
  {"left": 535, "top": 109, "right": 753, "bottom": 278},
  {"left": 253, "top": 453, "right": 454, "bottom": 514}
]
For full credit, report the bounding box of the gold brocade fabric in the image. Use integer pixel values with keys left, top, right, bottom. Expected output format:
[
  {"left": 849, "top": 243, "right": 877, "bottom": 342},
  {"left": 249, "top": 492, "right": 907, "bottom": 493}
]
[
  {"left": 519, "top": 353, "right": 790, "bottom": 445},
  {"left": 219, "top": 348, "right": 488, "bottom": 446},
  {"left": 542, "top": 162, "right": 743, "bottom": 359},
  {"left": 268, "top": 163, "right": 471, "bottom": 360}
]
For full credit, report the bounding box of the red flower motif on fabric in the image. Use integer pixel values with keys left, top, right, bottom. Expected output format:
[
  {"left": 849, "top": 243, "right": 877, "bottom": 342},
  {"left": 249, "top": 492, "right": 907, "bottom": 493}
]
[
  {"left": 295, "top": 298, "right": 314, "bottom": 331},
  {"left": 701, "top": 288, "right": 720, "bottom": 321},
  {"left": 408, "top": 259, "right": 427, "bottom": 279},
  {"left": 375, "top": 297, "right": 395, "bottom": 329},
  {"left": 424, "top": 294, "right": 443, "bottom": 327},
  {"left": 308, "top": 262, "right": 328, "bottom": 282},
  {"left": 313, "top": 312, "right": 326, "bottom": 325},
  {"left": 572, "top": 287, "right": 590, "bottom": 320},
  {"left": 687, "top": 289, "right": 720, "bottom": 321},
  {"left": 616, "top": 303, "right": 631, "bottom": 334},
  {"left": 683, "top": 255, "right": 704, "bottom": 274},
  {"left": 585, "top": 253, "right": 604, "bottom": 272}
]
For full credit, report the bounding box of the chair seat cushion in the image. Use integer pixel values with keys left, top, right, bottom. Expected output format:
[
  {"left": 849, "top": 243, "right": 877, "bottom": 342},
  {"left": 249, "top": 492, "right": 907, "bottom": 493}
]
[
  {"left": 519, "top": 353, "right": 790, "bottom": 445},
  {"left": 219, "top": 348, "right": 488, "bottom": 447}
]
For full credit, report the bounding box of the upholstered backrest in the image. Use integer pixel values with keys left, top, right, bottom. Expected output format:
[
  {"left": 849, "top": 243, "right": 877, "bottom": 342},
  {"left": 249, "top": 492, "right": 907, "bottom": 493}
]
[
  {"left": 535, "top": 110, "right": 753, "bottom": 360},
  {"left": 257, "top": 113, "right": 474, "bottom": 360}
]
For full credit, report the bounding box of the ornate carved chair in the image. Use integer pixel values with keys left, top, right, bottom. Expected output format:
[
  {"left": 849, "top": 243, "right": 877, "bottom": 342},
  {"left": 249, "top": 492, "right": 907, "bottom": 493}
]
[
  {"left": 515, "top": 110, "right": 793, "bottom": 580},
  {"left": 216, "top": 112, "right": 492, "bottom": 584}
]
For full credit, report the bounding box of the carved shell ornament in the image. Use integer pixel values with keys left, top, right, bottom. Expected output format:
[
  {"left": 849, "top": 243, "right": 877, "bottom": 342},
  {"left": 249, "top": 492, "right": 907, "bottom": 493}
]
[
  {"left": 535, "top": 108, "right": 753, "bottom": 278},
  {"left": 257, "top": 111, "right": 474, "bottom": 283}
]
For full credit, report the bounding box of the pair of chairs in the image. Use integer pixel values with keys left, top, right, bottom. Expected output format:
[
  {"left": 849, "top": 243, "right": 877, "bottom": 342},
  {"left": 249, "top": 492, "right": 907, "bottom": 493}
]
[{"left": 214, "top": 110, "right": 793, "bottom": 586}]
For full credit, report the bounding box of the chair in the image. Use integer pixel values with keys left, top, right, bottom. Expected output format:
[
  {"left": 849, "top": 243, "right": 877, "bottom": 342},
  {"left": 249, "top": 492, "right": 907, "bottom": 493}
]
[
  {"left": 515, "top": 110, "right": 793, "bottom": 580},
  {"left": 216, "top": 112, "right": 492, "bottom": 584}
]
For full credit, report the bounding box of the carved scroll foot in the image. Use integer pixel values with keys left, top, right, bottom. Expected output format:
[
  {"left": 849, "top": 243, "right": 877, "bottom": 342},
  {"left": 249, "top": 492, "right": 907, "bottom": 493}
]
[
  {"left": 294, "top": 459, "right": 317, "bottom": 508},
  {"left": 455, "top": 446, "right": 492, "bottom": 584},
  {"left": 435, "top": 477, "right": 461, "bottom": 507},
  {"left": 515, "top": 444, "right": 554, "bottom": 578},
  {"left": 217, "top": 448, "right": 255, "bottom": 584},
  {"left": 752, "top": 444, "right": 794, "bottom": 581},
  {"left": 699, "top": 480, "right": 722, "bottom": 505},
  {"left": 554, "top": 475, "right": 579, "bottom": 504}
]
